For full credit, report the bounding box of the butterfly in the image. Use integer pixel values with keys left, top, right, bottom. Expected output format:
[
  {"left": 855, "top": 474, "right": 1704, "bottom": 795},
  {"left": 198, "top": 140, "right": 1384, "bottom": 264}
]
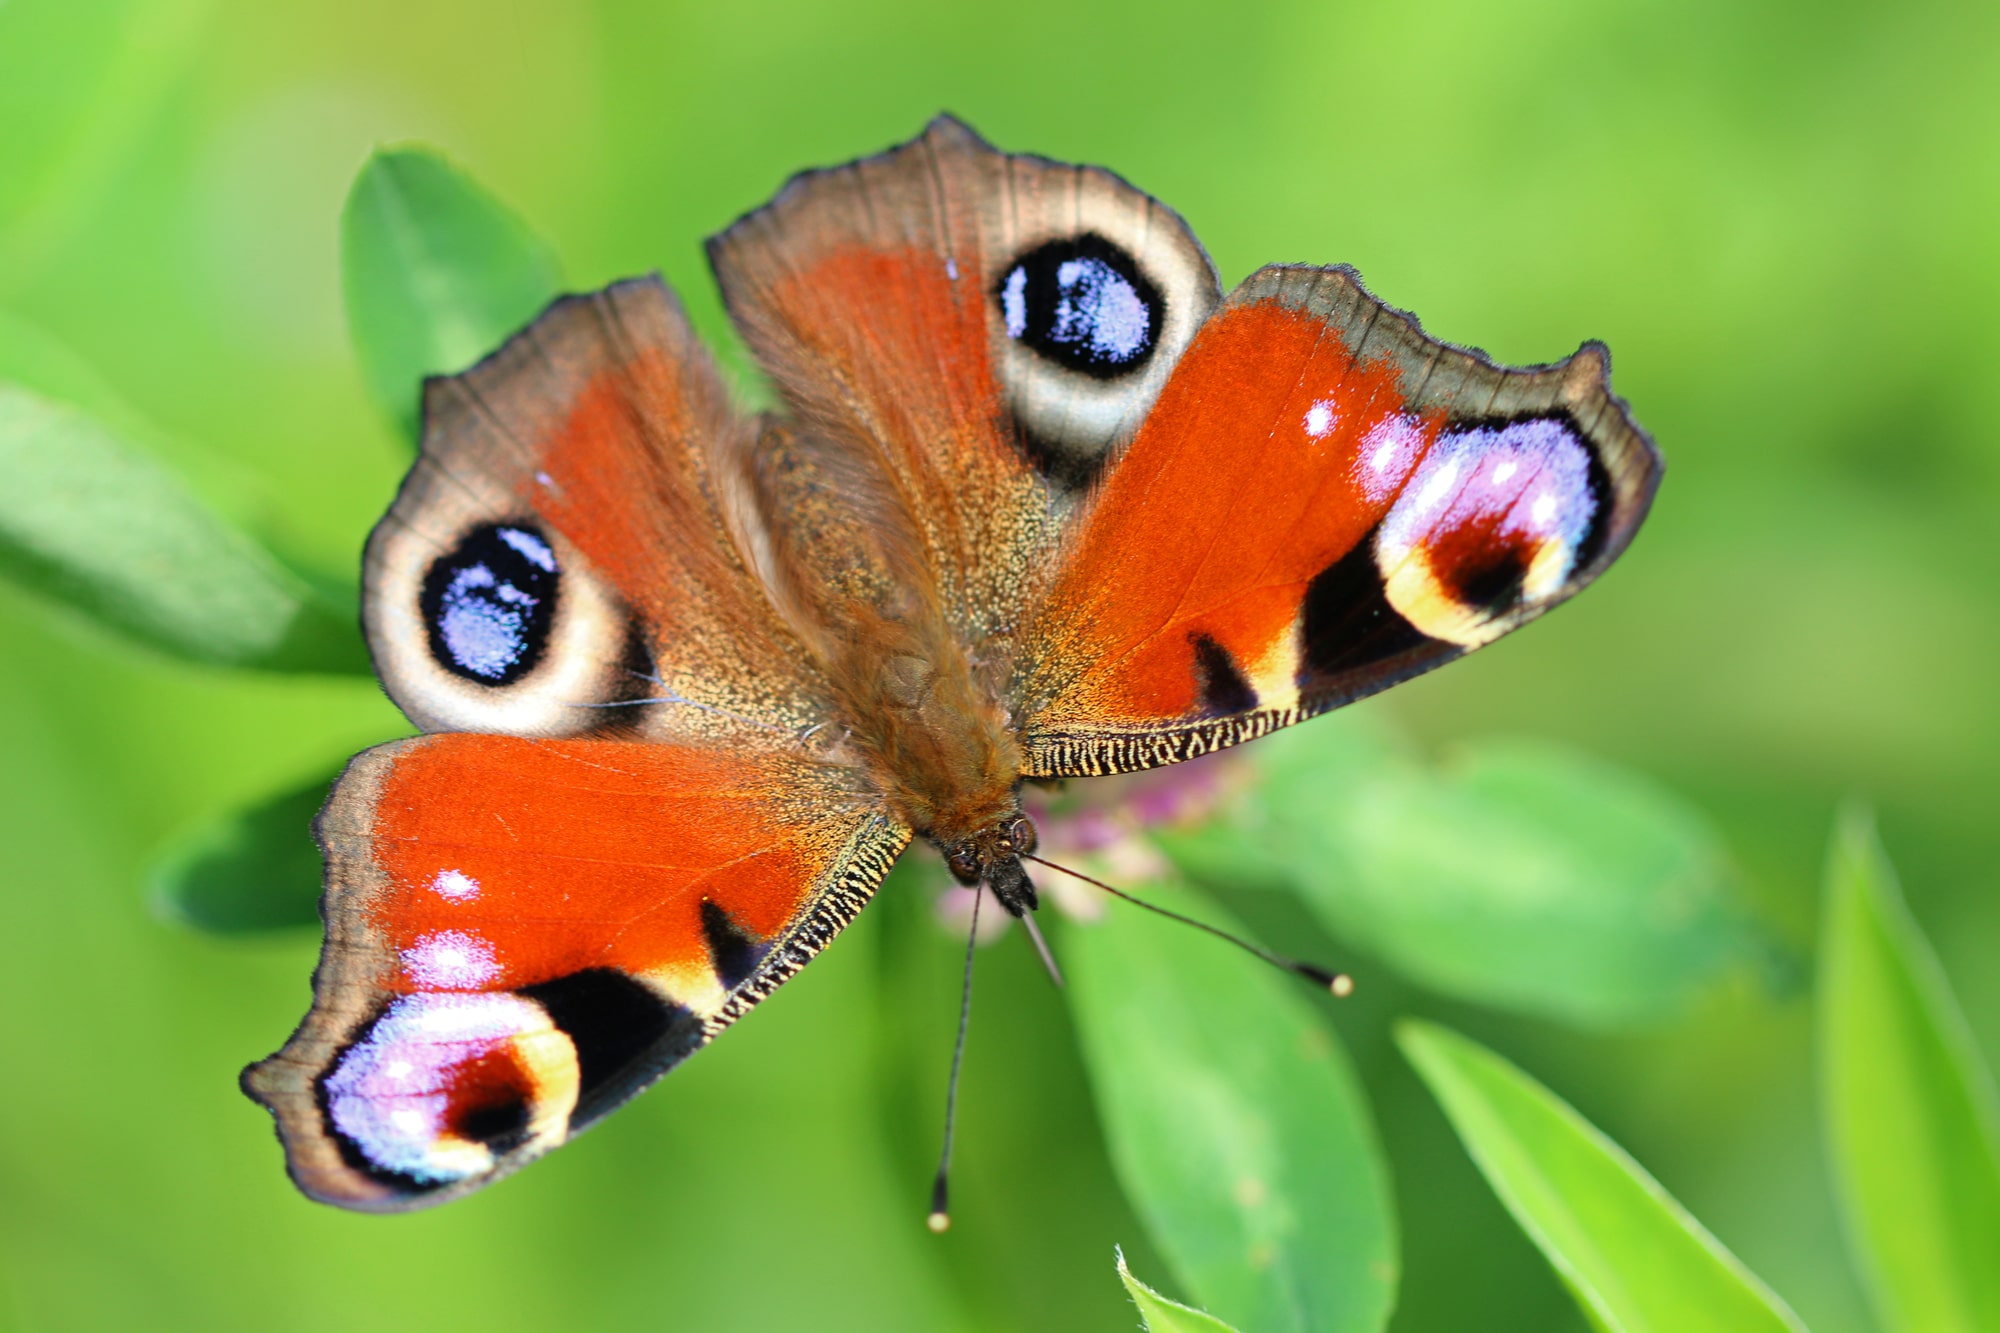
[{"left": 243, "top": 115, "right": 1660, "bottom": 1211}]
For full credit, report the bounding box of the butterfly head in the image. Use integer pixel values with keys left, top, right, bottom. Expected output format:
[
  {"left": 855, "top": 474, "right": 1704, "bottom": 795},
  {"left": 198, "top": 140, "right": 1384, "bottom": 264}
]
[{"left": 941, "top": 814, "right": 1040, "bottom": 916}]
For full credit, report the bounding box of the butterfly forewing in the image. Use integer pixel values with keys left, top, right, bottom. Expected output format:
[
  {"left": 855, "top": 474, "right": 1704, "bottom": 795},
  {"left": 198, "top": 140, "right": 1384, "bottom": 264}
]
[
  {"left": 1015, "top": 264, "right": 1660, "bottom": 776},
  {"left": 243, "top": 733, "right": 906, "bottom": 1210}
]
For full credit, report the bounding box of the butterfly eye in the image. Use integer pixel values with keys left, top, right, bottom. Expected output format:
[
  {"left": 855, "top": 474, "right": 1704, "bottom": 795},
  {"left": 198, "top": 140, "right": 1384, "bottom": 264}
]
[
  {"left": 421, "top": 524, "right": 560, "bottom": 685},
  {"left": 1003, "top": 816, "right": 1038, "bottom": 856},
  {"left": 945, "top": 845, "right": 982, "bottom": 885},
  {"left": 998, "top": 235, "right": 1162, "bottom": 380}
]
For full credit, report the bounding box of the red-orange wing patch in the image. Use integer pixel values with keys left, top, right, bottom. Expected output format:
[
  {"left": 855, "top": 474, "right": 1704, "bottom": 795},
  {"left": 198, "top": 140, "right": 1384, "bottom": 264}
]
[
  {"left": 243, "top": 733, "right": 905, "bottom": 1211},
  {"left": 1015, "top": 264, "right": 1661, "bottom": 776}
]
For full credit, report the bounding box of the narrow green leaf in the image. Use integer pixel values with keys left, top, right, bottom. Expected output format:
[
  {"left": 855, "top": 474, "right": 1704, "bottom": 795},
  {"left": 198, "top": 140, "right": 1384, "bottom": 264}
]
[
  {"left": 1117, "top": 1249, "right": 1244, "bottom": 1333},
  {"left": 1066, "top": 875, "right": 1397, "bottom": 1333},
  {"left": 0, "top": 382, "right": 368, "bottom": 673},
  {"left": 342, "top": 146, "right": 564, "bottom": 445},
  {"left": 1168, "top": 711, "right": 1769, "bottom": 1026},
  {"left": 1819, "top": 807, "right": 2000, "bottom": 1333},
  {"left": 1398, "top": 1019, "right": 1807, "bottom": 1333},
  {"left": 0, "top": 309, "right": 273, "bottom": 527},
  {"left": 150, "top": 771, "right": 335, "bottom": 934}
]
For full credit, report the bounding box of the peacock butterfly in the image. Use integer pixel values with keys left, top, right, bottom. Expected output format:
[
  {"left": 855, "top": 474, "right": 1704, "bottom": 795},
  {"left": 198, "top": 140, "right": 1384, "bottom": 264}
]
[{"left": 243, "top": 115, "right": 1660, "bottom": 1211}]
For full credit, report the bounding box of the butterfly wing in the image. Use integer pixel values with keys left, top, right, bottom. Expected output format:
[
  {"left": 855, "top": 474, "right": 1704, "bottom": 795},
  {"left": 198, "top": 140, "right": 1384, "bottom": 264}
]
[
  {"left": 707, "top": 114, "right": 1222, "bottom": 649},
  {"left": 364, "top": 273, "right": 828, "bottom": 740},
  {"left": 1015, "top": 264, "right": 1661, "bottom": 775},
  {"left": 243, "top": 733, "right": 904, "bottom": 1210},
  {"left": 248, "top": 276, "right": 908, "bottom": 1209}
]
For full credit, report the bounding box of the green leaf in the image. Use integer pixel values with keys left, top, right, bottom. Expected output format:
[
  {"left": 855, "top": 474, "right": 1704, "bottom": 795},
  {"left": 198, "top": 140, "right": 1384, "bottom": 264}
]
[
  {"left": 150, "top": 771, "right": 335, "bottom": 934},
  {"left": 1065, "top": 875, "right": 1396, "bottom": 1333},
  {"left": 1117, "top": 1249, "right": 1244, "bottom": 1333},
  {"left": 342, "top": 146, "right": 564, "bottom": 445},
  {"left": 1398, "top": 1019, "right": 1807, "bottom": 1333},
  {"left": 1166, "top": 711, "right": 1768, "bottom": 1026},
  {"left": 0, "top": 309, "right": 275, "bottom": 529},
  {"left": 0, "top": 381, "right": 368, "bottom": 673},
  {"left": 1819, "top": 807, "right": 2000, "bottom": 1333}
]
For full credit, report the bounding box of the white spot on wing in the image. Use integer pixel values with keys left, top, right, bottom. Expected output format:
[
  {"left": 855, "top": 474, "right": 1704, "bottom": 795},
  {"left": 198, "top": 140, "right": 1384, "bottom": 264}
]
[
  {"left": 401, "top": 930, "right": 500, "bottom": 990},
  {"left": 1355, "top": 413, "right": 1426, "bottom": 504},
  {"left": 945, "top": 257, "right": 959, "bottom": 281},
  {"left": 1303, "top": 399, "right": 1337, "bottom": 440},
  {"left": 430, "top": 868, "right": 480, "bottom": 902}
]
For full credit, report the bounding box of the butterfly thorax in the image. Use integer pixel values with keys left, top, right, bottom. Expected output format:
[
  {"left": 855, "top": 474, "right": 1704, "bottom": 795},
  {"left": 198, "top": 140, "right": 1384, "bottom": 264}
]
[{"left": 746, "top": 422, "right": 1034, "bottom": 901}]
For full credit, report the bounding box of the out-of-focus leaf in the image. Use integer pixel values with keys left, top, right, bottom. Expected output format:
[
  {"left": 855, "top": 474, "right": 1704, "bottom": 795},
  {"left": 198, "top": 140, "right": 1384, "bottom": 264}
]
[
  {"left": 150, "top": 771, "right": 336, "bottom": 934},
  {"left": 342, "top": 146, "right": 563, "bottom": 445},
  {"left": 1398, "top": 1019, "right": 1807, "bottom": 1333},
  {"left": 1819, "top": 807, "right": 2000, "bottom": 1333},
  {"left": 0, "top": 0, "right": 211, "bottom": 279},
  {"left": 0, "top": 309, "right": 278, "bottom": 530},
  {"left": 1117, "top": 1249, "right": 1243, "bottom": 1333},
  {"left": 1065, "top": 875, "right": 1396, "bottom": 1333},
  {"left": 1163, "top": 711, "right": 1770, "bottom": 1027},
  {"left": 0, "top": 383, "right": 368, "bottom": 673}
]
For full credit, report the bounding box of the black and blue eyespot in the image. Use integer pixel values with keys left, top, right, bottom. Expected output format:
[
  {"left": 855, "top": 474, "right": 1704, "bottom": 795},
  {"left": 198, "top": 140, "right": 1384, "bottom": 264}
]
[
  {"left": 996, "top": 234, "right": 1162, "bottom": 379},
  {"left": 420, "top": 524, "right": 559, "bottom": 685}
]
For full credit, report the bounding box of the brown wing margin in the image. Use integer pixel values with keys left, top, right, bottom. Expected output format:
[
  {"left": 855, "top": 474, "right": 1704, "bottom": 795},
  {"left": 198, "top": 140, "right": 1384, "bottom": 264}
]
[{"left": 1014, "top": 262, "right": 1662, "bottom": 777}]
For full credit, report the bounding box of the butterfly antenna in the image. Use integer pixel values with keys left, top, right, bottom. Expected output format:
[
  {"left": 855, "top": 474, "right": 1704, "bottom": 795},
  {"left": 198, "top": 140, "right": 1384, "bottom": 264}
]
[
  {"left": 928, "top": 887, "right": 982, "bottom": 1234},
  {"left": 1020, "top": 852, "right": 1354, "bottom": 997},
  {"left": 1019, "top": 909, "right": 1065, "bottom": 988}
]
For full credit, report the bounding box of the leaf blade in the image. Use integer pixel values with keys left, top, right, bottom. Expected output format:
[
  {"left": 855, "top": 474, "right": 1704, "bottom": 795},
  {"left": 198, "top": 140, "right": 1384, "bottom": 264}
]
[
  {"left": 0, "top": 383, "right": 367, "bottom": 673},
  {"left": 1819, "top": 807, "right": 2000, "bottom": 1333},
  {"left": 1171, "top": 712, "right": 1773, "bottom": 1027},
  {"left": 1065, "top": 875, "right": 1396, "bottom": 1333},
  {"left": 341, "top": 146, "right": 563, "bottom": 445},
  {"left": 1117, "top": 1249, "right": 1244, "bottom": 1333},
  {"left": 1398, "top": 1019, "right": 1806, "bottom": 1333},
  {"left": 150, "top": 772, "right": 336, "bottom": 934}
]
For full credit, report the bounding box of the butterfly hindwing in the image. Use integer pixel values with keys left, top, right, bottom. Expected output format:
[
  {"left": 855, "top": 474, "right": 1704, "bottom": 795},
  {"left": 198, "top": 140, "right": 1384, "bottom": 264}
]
[
  {"left": 707, "top": 114, "right": 1221, "bottom": 650},
  {"left": 243, "top": 733, "right": 906, "bottom": 1210},
  {"left": 1015, "top": 263, "right": 1661, "bottom": 775},
  {"left": 365, "top": 275, "right": 829, "bottom": 741}
]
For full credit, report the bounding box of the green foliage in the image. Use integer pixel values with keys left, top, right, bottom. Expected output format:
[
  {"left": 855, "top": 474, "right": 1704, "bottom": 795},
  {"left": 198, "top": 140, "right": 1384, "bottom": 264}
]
[
  {"left": 1819, "top": 809, "right": 2000, "bottom": 1333},
  {"left": 1066, "top": 876, "right": 1396, "bottom": 1333},
  {"left": 342, "top": 146, "right": 564, "bottom": 445},
  {"left": 1117, "top": 1250, "right": 1244, "bottom": 1333},
  {"left": 0, "top": 377, "right": 366, "bottom": 673},
  {"left": 1167, "top": 713, "right": 1768, "bottom": 1026},
  {"left": 150, "top": 771, "right": 335, "bottom": 933},
  {"left": 1399, "top": 1020, "right": 1807, "bottom": 1333}
]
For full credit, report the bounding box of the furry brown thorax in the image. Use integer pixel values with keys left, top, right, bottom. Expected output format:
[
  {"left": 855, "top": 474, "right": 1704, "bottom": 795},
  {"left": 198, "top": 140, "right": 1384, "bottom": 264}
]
[{"left": 741, "top": 415, "right": 1044, "bottom": 912}]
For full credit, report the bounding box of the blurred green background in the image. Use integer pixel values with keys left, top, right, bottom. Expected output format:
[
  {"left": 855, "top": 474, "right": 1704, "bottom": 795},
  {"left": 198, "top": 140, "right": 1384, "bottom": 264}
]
[{"left": 1, "top": 0, "right": 1995, "bottom": 1328}]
